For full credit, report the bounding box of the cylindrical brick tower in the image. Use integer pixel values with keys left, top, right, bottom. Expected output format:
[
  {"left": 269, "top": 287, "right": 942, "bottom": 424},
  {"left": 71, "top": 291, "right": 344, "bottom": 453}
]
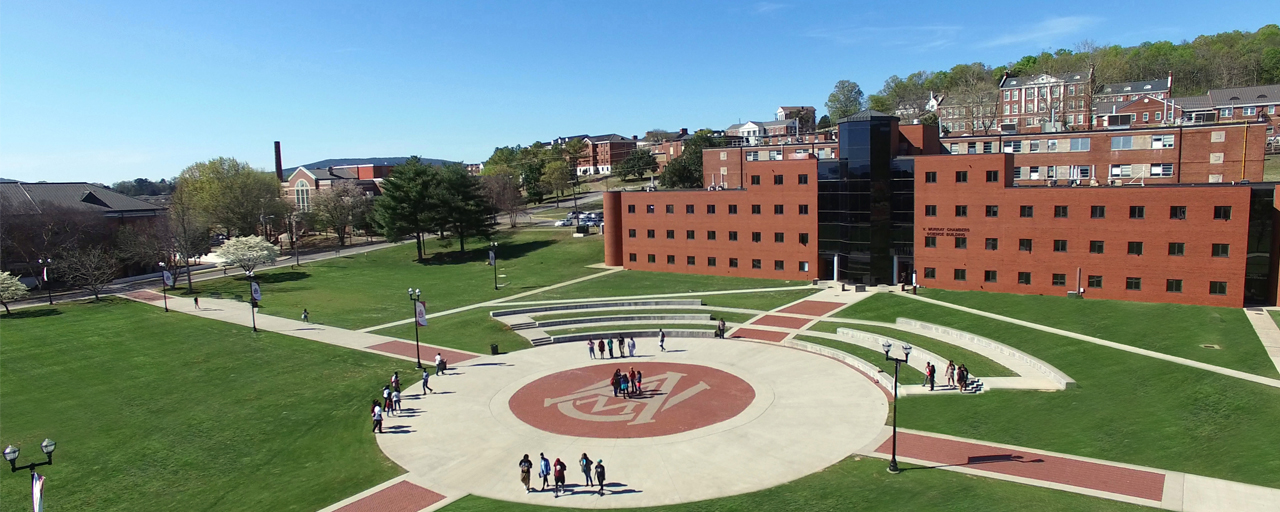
[{"left": 603, "top": 191, "right": 623, "bottom": 267}]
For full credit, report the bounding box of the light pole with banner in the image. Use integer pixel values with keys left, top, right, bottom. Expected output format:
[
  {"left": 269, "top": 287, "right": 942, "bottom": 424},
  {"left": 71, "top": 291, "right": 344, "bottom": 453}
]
[
  {"left": 248, "top": 271, "right": 262, "bottom": 332},
  {"left": 159, "top": 262, "right": 173, "bottom": 312},
  {"left": 881, "top": 340, "right": 912, "bottom": 474},
  {"left": 489, "top": 242, "right": 499, "bottom": 290},
  {"left": 409, "top": 288, "right": 426, "bottom": 368},
  {"left": 4, "top": 439, "right": 56, "bottom": 511},
  {"left": 37, "top": 258, "right": 53, "bottom": 305}
]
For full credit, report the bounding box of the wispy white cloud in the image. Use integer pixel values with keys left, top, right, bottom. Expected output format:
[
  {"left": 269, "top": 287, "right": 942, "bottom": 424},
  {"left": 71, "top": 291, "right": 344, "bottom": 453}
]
[
  {"left": 977, "top": 16, "right": 1098, "bottom": 48},
  {"left": 806, "top": 25, "right": 964, "bottom": 52},
  {"left": 753, "top": 2, "right": 788, "bottom": 14}
]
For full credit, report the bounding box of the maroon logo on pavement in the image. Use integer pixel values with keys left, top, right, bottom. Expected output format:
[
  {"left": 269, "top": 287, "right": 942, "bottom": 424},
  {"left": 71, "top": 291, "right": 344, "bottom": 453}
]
[{"left": 509, "top": 362, "right": 755, "bottom": 438}]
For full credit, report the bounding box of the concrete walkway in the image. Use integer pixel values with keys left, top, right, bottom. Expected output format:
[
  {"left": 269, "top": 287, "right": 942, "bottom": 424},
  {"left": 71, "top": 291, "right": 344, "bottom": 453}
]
[{"left": 1244, "top": 307, "right": 1280, "bottom": 376}]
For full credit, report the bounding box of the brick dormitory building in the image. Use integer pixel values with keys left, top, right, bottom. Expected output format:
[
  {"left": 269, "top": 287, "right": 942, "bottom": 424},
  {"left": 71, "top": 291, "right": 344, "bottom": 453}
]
[{"left": 603, "top": 111, "right": 1278, "bottom": 307}]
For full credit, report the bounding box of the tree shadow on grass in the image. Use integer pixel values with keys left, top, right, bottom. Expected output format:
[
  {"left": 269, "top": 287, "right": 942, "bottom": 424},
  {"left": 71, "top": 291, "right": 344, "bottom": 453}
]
[
  {"left": 1, "top": 308, "right": 62, "bottom": 320},
  {"left": 417, "top": 240, "right": 557, "bottom": 267}
]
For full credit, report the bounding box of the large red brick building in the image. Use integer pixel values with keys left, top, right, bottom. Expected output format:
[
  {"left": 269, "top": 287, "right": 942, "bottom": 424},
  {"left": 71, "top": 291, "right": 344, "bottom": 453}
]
[{"left": 604, "top": 112, "right": 1278, "bottom": 307}]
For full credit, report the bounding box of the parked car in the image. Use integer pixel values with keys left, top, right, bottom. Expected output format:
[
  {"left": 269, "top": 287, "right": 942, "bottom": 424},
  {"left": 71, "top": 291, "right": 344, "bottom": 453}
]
[{"left": 554, "top": 219, "right": 572, "bottom": 227}]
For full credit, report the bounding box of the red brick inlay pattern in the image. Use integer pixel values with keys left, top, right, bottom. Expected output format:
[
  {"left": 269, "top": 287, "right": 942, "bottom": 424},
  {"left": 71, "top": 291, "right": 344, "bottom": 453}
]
[
  {"left": 123, "top": 290, "right": 165, "bottom": 301},
  {"left": 730, "top": 328, "right": 789, "bottom": 342},
  {"left": 777, "top": 300, "right": 847, "bottom": 316},
  {"left": 510, "top": 362, "right": 754, "bottom": 438},
  {"left": 751, "top": 315, "right": 811, "bottom": 329},
  {"left": 365, "top": 341, "right": 479, "bottom": 364},
  {"left": 334, "top": 481, "right": 445, "bottom": 512},
  {"left": 875, "top": 433, "right": 1165, "bottom": 501}
]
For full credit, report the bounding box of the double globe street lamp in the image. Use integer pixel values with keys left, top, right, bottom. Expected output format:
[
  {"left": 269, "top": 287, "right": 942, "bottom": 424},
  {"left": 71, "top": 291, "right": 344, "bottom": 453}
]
[
  {"left": 881, "top": 340, "right": 912, "bottom": 474},
  {"left": 3, "top": 439, "right": 56, "bottom": 473},
  {"left": 408, "top": 288, "right": 424, "bottom": 368}
]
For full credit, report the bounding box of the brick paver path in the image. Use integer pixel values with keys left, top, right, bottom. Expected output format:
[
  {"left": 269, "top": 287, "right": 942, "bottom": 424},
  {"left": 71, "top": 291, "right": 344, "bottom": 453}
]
[
  {"left": 334, "top": 481, "right": 445, "bottom": 512},
  {"left": 777, "top": 300, "right": 847, "bottom": 316},
  {"left": 750, "top": 315, "right": 812, "bottom": 329},
  {"left": 875, "top": 432, "right": 1165, "bottom": 501},
  {"left": 729, "top": 327, "right": 789, "bottom": 342},
  {"left": 365, "top": 341, "right": 478, "bottom": 365},
  {"left": 123, "top": 290, "right": 166, "bottom": 301}
]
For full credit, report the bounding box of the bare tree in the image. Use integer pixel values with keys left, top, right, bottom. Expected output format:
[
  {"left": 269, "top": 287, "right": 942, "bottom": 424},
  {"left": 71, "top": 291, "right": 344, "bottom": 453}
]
[
  {"left": 481, "top": 171, "right": 526, "bottom": 228},
  {"left": 1, "top": 202, "right": 113, "bottom": 275},
  {"left": 311, "top": 181, "right": 371, "bottom": 247},
  {"left": 56, "top": 245, "right": 119, "bottom": 300},
  {"left": 170, "top": 183, "right": 211, "bottom": 291},
  {"left": 116, "top": 219, "right": 173, "bottom": 270}
]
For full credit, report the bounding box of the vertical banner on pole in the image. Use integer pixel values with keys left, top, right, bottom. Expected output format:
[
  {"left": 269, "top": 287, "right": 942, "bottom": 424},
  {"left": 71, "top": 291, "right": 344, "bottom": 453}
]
[
  {"left": 415, "top": 301, "right": 428, "bottom": 327},
  {"left": 488, "top": 250, "right": 495, "bottom": 266},
  {"left": 250, "top": 282, "right": 262, "bottom": 302},
  {"left": 162, "top": 271, "right": 174, "bottom": 288},
  {"left": 32, "top": 472, "right": 45, "bottom": 512}
]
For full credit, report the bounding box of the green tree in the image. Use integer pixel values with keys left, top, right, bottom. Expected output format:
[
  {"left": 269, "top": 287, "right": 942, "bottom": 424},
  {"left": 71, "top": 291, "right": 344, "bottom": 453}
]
[
  {"left": 816, "top": 115, "right": 831, "bottom": 130},
  {"left": 867, "top": 95, "right": 895, "bottom": 113},
  {"left": 613, "top": 149, "right": 657, "bottom": 181},
  {"left": 311, "top": 181, "right": 372, "bottom": 247},
  {"left": 825, "top": 80, "right": 865, "bottom": 120},
  {"left": 372, "top": 156, "right": 435, "bottom": 260},
  {"left": 659, "top": 132, "right": 716, "bottom": 189},
  {"left": 169, "top": 181, "right": 211, "bottom": 291},
  {"left": 177, "top": 158, "right": 288, "bottom": 237},
  {"left": 427, "top": 164, "right": 496, "bottom": 253},
  {"left": 0, "top": 271, "right": 29, "bottom": 314},
  {"left": 540, "top": 160, "right": 573, "bottom": 206}
]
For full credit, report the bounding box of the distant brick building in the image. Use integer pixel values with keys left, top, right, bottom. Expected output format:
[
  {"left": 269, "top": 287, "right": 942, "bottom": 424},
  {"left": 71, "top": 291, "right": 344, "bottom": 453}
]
[{"left": 1174, "top": 84, "right": 1280, "bottom": 140}]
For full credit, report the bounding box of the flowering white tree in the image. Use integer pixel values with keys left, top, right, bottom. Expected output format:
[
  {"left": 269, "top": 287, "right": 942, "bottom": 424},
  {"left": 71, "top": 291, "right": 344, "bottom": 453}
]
[
  {"left": 0, "top": 272, "right": 30, "bottom": 314},
  {"left": 219, "top": 235, "right": 279, "bottom": 274}
]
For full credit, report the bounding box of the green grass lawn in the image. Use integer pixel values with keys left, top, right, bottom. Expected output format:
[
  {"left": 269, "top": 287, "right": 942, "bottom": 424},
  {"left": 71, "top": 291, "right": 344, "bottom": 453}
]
[
  {"left": 1265, "top": 154, "right": 1280, "bottom": 182},
  {"left": 372, "top": 308, "right": 533, "bottom": 355},
  {"left": 1271, "top": 310, "right": 1280, "bottom": 330},
  {"left": 810, "top": 322, "right": 1015, "bottom": 378},
  {"left": 522, "top": 270, "right": 801, "bottom": 302},
  {"left": 793, "top": 335, "right": 924, "bottom": 385},
  {"left": 190, "top": 229, "right": 604, "bottom": 331},
  {"left": 529, "top": 309, "right": 756, "bottom": 324},
  {"left": 699, "top": 288, "right": 820, "bottom": 311},
  {"left": 544, "top": 323, "right": 716, "bottom": 336},
  {"left": 839, "top": 293, "right": 1280, "bottom": 488},
  {"left": 0, "top": 299, "right": 403, "bottom": 511},
  {"left": 918, "top": 288, "right": 1278, "bottom": 378},
  {"left": 440, "top": 456, "right": 1149, "bottom": 512}
]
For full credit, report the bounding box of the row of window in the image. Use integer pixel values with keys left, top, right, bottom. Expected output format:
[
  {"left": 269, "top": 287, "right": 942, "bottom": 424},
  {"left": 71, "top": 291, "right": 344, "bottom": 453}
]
[
  {"left": 923, "top": 268, "right": 1229, "bottom": 295},
  {"left": 628, "top": 229, "right": 810, "bottom": 244},
  {"left": 947, "top": 138, "right": 1092, "bottom": 155},
  {"left": 744, "top": 150, "right": 814, "bottom": 162},
  {"left": 924, "top": 204, "right": 1229, "bottom": 220},
  {"left": 1222, "top": 106, "right": 1276, "bottom": 117},
  {"left": 629, "top": 253, "right": 811, "bottom": 272},
  {"left": 748, "top": 174, "right": 810, "bottom": 185},
  {"left": 628, "top": 203, "right": 811, "bottom": 215},
  {"left": 923, "top": 236, "right": 1230, "bottom": 257}
]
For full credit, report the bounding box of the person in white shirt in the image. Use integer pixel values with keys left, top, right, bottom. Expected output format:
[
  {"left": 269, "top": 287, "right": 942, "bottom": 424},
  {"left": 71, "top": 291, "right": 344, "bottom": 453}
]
[
  {"left": 391, "top": 389, "right": 401, "bottom": 415},
  {"left": 421, "top": 367, "right": 434, "bottom": 394},
  {"left": 371, "top": 401, "right": 384, "bottom": 433},
  {"left": 628, "top": 337, "right": 636, "bottom": 357}
]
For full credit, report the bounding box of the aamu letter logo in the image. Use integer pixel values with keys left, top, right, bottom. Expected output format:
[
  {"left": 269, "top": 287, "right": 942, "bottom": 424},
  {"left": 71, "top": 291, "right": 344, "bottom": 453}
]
[{"left": 543, "top": 372, "right": 710, "bottom": 425}]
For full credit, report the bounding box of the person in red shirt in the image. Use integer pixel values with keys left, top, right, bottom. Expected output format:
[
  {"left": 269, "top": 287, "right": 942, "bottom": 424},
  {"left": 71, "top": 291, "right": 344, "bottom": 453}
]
[{"left": 553, "top": 458, "right": 567, "bottom": 496}]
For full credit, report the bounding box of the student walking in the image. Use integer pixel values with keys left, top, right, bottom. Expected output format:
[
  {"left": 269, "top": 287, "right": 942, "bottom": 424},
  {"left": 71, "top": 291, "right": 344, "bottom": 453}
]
[
  {"left": 628, "top": 337, "right": 636, "bottom": 357},
  {"left": 553, "top": 458, "right": 567, "bottom": 496},
  {"left": 539, "top": 453, "right": 551, "bottom": 491},
  {"left": 607, "top": 337, "right": 615, "bottom": 358},
  {"left": 382, "top": 385, "right": 391, "bottom": 407},
  {"left": 580, "top": 453, "right": 594, "bottom": 487},
  {"left": 628, "top": 368, "right": 637, "bottom": 397},
  {"left": 392, "top": 388, "right": 402, "bottom": 414},
  {"left": 371, "top": 401, "right": 384, "bottom": 433},
  {"left": 519, "top": 454, "right": 533, "bottom": 493},
  {"left": 435, "top": 353, "right": 447, "bottom": 376},
  {"left": 946, "top": 360, "right": 956, "bottom": 388},
  {"left": 193, "top": 296, "right": 200, "bottom": 310},
  {"left": 421, "top": 367, "right": 434, "bottom": 395},
  {"left": 588, "top": 338, "right": 596, "bottom": 359},
  {"left": 958, "top": 364, "right": 969, "bottom": 392},
  {"left": 659, "top": 329, "right": 666, "bottom": 351},
  {"left": 391, "top": 371, "right": 400, "bottom": 390},
  {"left": 594, "top": 459, "right": 606, "bottom": 495},
  {"left": 302, "top": 309, "right": 310, "bottom": 324},
  {"left": 718, "top": 319, "right": 726, "bottom": 339}
]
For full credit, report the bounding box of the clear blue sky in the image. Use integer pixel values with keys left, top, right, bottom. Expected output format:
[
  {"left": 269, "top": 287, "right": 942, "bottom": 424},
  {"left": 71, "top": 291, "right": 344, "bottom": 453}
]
[{"left": 0, "top": 0, "right": 1268, "bottom": 184}]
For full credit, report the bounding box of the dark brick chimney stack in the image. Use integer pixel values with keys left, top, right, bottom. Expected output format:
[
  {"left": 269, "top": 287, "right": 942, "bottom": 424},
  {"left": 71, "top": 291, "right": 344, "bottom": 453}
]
[{"left": 274, "top": 141, "right": 284, "bottom": 182}]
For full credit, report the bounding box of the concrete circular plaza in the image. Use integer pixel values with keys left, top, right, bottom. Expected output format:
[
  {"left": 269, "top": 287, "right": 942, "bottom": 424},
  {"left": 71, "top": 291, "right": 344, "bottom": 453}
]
[{"left": 376, "top": 337, "right": 888, "bottom": 508}]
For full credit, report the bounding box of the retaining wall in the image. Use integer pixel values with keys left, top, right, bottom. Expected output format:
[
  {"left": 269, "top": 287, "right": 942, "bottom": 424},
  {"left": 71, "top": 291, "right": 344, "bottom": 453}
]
[{"left": 895, "top": 318, "right": 1074, "bottom": 389}]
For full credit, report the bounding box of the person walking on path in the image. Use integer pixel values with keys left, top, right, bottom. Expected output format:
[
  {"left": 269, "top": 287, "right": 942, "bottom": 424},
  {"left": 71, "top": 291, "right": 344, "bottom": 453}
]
[
  {"left": 607, "top": 337, "right": 615, "bottom": 359},
  {"left": 519, "top": 454, "right": 533, "bottom": 493},
  {"left": 302, "top": 309, "right": 310, "bottom": 324},
  {"left": 193, "top": 296, "right": 200, "bottom": 310},
  {"left": 393, "top": 387, "right": 402, "bottom": 413},
  {"left": 659, "top": 329, "right": 666, "bottom": 351},
  {"left": 925, "top": 363, "right": 936, "bottom": 391},
  {"left": 391, "top": 371, "right": 400, "bottom": 390},
  {"left": 421, "top": 367, "right": 434, "bottom": 395},
  {"left": 553, "top": 458, "right": 567, "bottom": 496},
  {"left": 588, "top": 338, "right": 596, "bottom": 359},
  {"left": 382, "top": 385, "right": 391, "bottom": 407},
  {"left": 594, "top": 460, "right": 606, "bottom": 495},
  {"left": 435, "top": 353, "right": 447, "bottom": 376},
  {"left": 580, "top": 453, "right": 594, "bottom": 487},
  {"left": 628, "top": 337, "right": 636, "bottom": 358},
  {"left": 597, "top": 339, "right": 604, "bottom": 359},
  {"left": 539, "top": 453, "right": 551, "bottom": 491},
  {"left": 371, "top": 401, "right": 384, "bottom": 433},
  {"left": 946, "top": 360, "right": 956, "bottom": 388},
  {"left": 718, "top": 319, "right": 726, "bottom": 339}
]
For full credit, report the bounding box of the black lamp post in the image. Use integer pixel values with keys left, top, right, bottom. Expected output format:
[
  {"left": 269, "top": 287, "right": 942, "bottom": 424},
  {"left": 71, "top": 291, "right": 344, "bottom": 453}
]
[
  {"left": 881, "top": 340, "right": 912, "bottom": 474},
  {"left": 247, "top": 271, "right": 258, "bottom": 332},
  {"left": 37, "top": 258, "right": 53, "bottom": 305},
  {"left": 158, "top": 262, "right": 169, "bottom": 312},
  {"left": 408, "top": 288, "right": 423, "bottom": 368},
  {"left": 489, "top": 242, "right": 499, "bottom": 290},
  {"left": 3, "top": 439, "right": 56, "bottom": 472}
]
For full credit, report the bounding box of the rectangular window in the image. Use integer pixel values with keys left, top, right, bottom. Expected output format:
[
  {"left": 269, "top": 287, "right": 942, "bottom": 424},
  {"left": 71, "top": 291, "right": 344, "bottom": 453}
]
[
  {"left": 1221, "top": 107, "right": 1233, "bottom": 117},
  {"left": 798, "top": 174, "right": 809, "bottom": 184},
  {"left": 1244, "top": 106, "right": 1257, "bottom": 116},
  {"left": 1052, "top": 273, "right": 1066, "bottom": 286},
  {"left": 707, "top": 257, "right": 717, "bottom": 267},
  {"left": 986, "top": 205, "right": 999, "bottom": 218},
  {"left": 707, "top": 204, "right": 716, "bottom": 214},
  {"left": 751, "top": 205, "right": 761, "bottom": 215},
  {"left": 769, "top": 151, "right": 782, "bottom": 161},
  {"left": 666, "top": 230, "right": 675, "bottom": 239},
  {"left": 1151, "top": 163, "right": 1173, "bottom": 177},
  {"left": 1212, "top": 243, "right": 1230, "bottom": 257},
  {"left": 955, "top": 205, "right": 968, "bottom": 217},
  {"left": 666, "top": 204, "right": 674, "bottom": 214},
  {"left": 646, "top": 204, "right": 655, "bottom": 214},
  {"left": 1090, "top": 241, "right": 1105, "bottom": 254},
  {"left": 686, "top": 204, "right": 694, "bottom": 214},
  {"left": 667, "top": 255, "right": 675, "bottom": 264},
  {"left": 751, "top": 232, "right": 761, "bottom": 243},
  {"left": 1029, "top": 140, "right": 1041, "bottom": 153},
  {"left": 628, "top": 229, "right": 636, "bottom": 238},
  {"left": 1170, "top": 206, "right": 1186, "bottom": 220},
  {"left": 1143, "top": 112, "right": 1149, "bottom": 122},
  {"left": 773, "top": 175, "right": 784, "bottom": 185},
  {"left": 746, "top": 152, "right": 759, "bottom": 162},
  {"left": 707, "top": 231, "right": 716, "bottom": 240},
  {"left": 986, "top": 170, "right": 999, "bottom": 182},
  {"left": 774, "top": 233, "right": 784, "bottom": 243},
  {"left": 1055, "top": 205, "right": 1068, "bottom": 218},
  {"left": 1210, "top": 281, "right": 1227, "bottom": 295},
  {"left": 750, "top": 175, "right": 761, "bottom": 185},
  {"left": 1129, "top": 206, "right": 1144, "bottom": 219},
  {"left": 1054, "top": 239, "right": 1067, "bottom": 252},
  {"left": 1088, "top": 275, "right": 1103, "bottom": 288},
  {"left": 628, "top": 204, "right": 636, "bottom": 213},
  {"left": 729, "top": 204, "right": 738, "bottom": 215},
  {"left": 799, "top": 261, "right": 809, "bottom": 272},
  {"left": 774, "top": 260, "right": 784, "bottom": 271},
  {"left": 1169, "top": 242, "right": 1184, "bottom": 256},
  {"left": 925, "top": 172, "right": 937, "bottom": 183},
  {"left": 1151, "top": 135, "right": 1175, "bottom": 148},
  {"left": 798, "top": 204, "right": 809, "bottom": 215},
  {"left": 1166, "top": 279, "right": 1182, "bottom": 293},
  {"left": 983, "top": 142, "right": 994, "bottom": 153},
  {"left": 1111, "top": 136, "right": 1134, "bottom": 150},
  {"left": 1018, "top": 272, "right": 1031, "bottom": 285},
  {"left": 647, "top": 229, "right": 655, "bottom": 239},
  {"left": 954, "top": 269, "right": 967, "bottom": 281},
  {"left": 1091, "top": 206, "right": 1105, "bottom": 219},
  {"left": 1214, "top": 206, "right": 1231, "bottom": 220},
  {"left": 686, "top": 230, "right": 695, "bottom": 240},
  {"left": 1128, "top": 241, "right": 1143, "bottom": 255},
  {"left": 955, "top": 237, "right": 967, "bottom": 249},
  {"left": 925, "top": 205, "right": 937, "bottom": 216},
  {"left": 774, "top": 204, "right": 784, "bottom": 215},
  {"left": 985, "top": 238, "right": 999, "bottom": 250},
  {"left": 799, "top": 233, "right": 809, "bottom": 245},
  {"left": 729, "top": 258, "right": 739, "bottom": 268},
  {"left": 1126, "top": 277, "right": 1142, "bottom": 291},
  {"left": 956, "top": 171, "right": 968, "bottom": 183},
  {"left": 924, "top": 267, "right": 936, "bottom": 279},
  {"left": 1020, "top": 205, "right": 1033, "bottom": 218},
  {"left": 751, "top": 259, "right": 762, "bottom": 269},
  {"left": 924, "top": 236, "right": 937, "bottom": 248},
  {"left": 984, "top": 270, "right": 998, "bottom": 283},
  {"left": 1019, "top": 239, "right": 1032, "bottom": 252},
  {"left": 629, "top": 253, "right": 637, "bottom": 262},
  {"left": 647, "top": 254, "right": 656, "bottom": 263},
  {"left": 687, "top": 256, "right": 696, "bottom": 265},
  {"left": 729, "top": 231, "right": 738, "bottom": 241}
]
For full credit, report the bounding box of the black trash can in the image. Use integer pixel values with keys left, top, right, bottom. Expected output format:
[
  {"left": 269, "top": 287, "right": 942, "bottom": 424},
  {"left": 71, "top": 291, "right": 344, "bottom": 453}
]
[{"left": 490, "top": 343, "right": 499, "bottom": 355}]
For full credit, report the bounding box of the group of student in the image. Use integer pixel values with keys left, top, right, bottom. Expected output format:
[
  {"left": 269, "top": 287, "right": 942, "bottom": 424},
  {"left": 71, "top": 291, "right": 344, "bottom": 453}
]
[
  {"left": 586, "top": 335, "right": 636, "bottom": 359},
  {"left": 519, "top": 453, "right": 607, "bottom": 496},
  {"left": 921, "top": 360, "right": 970, "bottom": 392},
  {"left": 610, "top": 367, "right": 644, "bottom": 398},
  {"left": 371, "top": 354, "right": 451, "bottom": 434}
]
